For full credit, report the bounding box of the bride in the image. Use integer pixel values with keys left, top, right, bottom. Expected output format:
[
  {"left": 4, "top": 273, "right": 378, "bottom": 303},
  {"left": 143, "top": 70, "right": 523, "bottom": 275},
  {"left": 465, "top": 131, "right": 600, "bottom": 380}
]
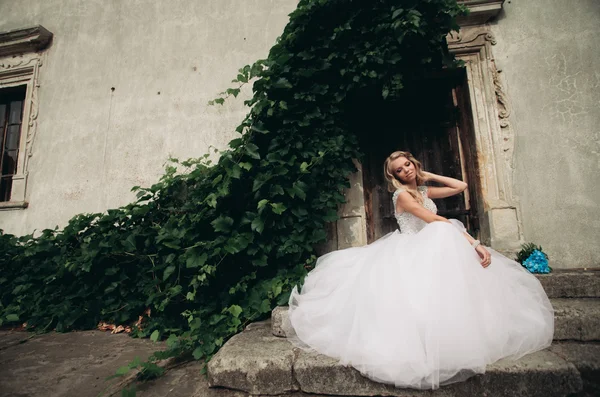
[{"left": 286, "top": 151, "right": 554, "bottom": 390}]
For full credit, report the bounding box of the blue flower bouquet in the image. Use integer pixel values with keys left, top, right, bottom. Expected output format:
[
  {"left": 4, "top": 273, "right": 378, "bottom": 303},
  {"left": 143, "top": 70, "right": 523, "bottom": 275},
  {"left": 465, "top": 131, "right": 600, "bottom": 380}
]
[{"left": 516, "top": 243, "right": 551, "bottom": 274}]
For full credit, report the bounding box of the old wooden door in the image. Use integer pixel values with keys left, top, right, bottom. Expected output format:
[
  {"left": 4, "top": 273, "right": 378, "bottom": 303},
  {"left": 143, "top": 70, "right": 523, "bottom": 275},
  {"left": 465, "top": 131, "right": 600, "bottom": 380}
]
[{"left": 356, "top": 68, "right": 480, "bottom": 243}]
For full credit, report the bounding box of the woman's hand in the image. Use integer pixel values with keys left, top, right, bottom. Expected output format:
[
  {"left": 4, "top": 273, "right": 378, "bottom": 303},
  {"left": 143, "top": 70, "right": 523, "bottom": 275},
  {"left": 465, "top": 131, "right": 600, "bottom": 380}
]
[{"left": 475, "top": 245, "right": 491, "bottom": 268}]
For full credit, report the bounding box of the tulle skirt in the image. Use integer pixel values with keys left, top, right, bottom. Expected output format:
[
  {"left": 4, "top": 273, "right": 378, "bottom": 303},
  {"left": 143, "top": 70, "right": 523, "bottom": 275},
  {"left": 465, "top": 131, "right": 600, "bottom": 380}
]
[{"left": 286, "top": 221, "right": 554, "bottom": 390}]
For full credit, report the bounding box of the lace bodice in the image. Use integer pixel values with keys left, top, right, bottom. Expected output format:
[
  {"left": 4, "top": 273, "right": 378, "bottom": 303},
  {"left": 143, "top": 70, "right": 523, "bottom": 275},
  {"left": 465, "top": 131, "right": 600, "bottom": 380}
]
[{"left": 392, "top": 186, "right": 437, "bottom": 235}]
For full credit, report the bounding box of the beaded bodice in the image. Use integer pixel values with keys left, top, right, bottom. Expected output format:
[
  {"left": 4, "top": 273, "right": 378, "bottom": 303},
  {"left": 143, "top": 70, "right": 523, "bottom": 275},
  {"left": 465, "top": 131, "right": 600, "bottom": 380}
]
[{"left": 392, "top": 186, "right": 437, "bottom": 235}]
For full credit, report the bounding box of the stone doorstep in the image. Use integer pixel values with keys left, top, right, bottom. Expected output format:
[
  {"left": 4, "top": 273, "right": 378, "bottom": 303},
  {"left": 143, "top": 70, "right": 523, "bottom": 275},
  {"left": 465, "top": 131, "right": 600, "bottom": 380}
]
[
  {"left": 207, "top": 321, "right": 591, "bottom": 397},
  {"left": 272, "top": 299, "right": 600, "bottom": 342},
  {"left": 535, "top": 270, "right": 600, "bottom": 298}
]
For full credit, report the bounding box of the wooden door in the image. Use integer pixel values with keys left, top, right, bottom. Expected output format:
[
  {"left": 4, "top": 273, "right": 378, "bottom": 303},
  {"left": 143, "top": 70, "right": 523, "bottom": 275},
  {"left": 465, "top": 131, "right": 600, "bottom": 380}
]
[{"left": 356, "top": 68, "right": 480, "bottom": 243}]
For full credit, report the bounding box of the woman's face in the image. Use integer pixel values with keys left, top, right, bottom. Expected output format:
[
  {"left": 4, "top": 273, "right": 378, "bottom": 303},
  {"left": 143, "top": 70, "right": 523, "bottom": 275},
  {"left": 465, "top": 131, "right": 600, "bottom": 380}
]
[{"left": 390, "top": 156, "right": 416, "bottom": 183}]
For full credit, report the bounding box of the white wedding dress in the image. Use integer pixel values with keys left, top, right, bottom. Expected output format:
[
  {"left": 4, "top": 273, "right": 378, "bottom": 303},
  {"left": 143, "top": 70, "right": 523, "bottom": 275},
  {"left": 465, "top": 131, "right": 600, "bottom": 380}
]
[{"left": 286, "top": 186, "right": 554, "bottom": 390}]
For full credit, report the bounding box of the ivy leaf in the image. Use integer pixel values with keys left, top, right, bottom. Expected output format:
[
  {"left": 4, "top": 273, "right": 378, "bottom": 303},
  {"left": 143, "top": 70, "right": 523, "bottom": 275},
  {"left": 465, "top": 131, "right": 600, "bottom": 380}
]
[
  {"left": 5, "top": 314, "right": 19, "bottom": 322},
  {"left": 229, "top": 138, "right": 243, "bottom": 148},
  {"left": 239, "top": 162, "right": 253, "bottom": 171},
  {"left": 166, "top": 334, "right": 179, "bottom": 348},
  {"left": 251, "top": 125, "right": 270, "bottom": 134},
  {"left": 292, "top": 181, "right": 308, "bottom": 201},
  {"left": 245, "top": 143, "right": 261, "bottom": 159},
  {"left": 259, "top": 299, "right": 271, "bottom": 313},
  {"left": 272, "top": 77, "right": 292, "bottom": 89},
  {"left": 162, "top": 241, "right": 180, "bottom": 249},
  {"left": 230, "top": 164, "right": 242, "bottom": 179},
  {"left": 270, "top": 184, "right": 284, "bottom": 196},
  {"left": 270, "top": 203, "right": 287, "bottom": 215},
  {"left": 211, "top": 174, "right": 223, "bottom": 186},
  {"left": 186, "top": 253, "right": 208, "bottom": 268},
  {"left": 228, "top": 305, "right": 243, "bottom": 318},
  {"left": 163, "top": 265, "right": 176, "bottom": 281},
  {"left": 251, "top": 217, "right": 265, "bottom": 234},
  {"left": 257, "top": 199, "right": 269, "bottom": 211},
  {"left": 192, "top": 347, "right": 204, "bottom": 360},
  {"left": 150, "top": 330, "right": 160, "bottom": 342},
  {"left": 226, "top": 88, "right": 241, "bottom": 97},
  {"left": 211, "top": 216, "right": 234, "bottom": 233},
  {"left": 392, "top": 8, "right": 404, "bottom": 19}
]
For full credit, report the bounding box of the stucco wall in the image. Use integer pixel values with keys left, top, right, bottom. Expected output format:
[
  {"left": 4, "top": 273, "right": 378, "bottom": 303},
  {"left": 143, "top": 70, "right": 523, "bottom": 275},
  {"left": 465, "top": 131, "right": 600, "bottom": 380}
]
[
  {"left": 490, "top": 0, "right": 600, "bottom": 267},
  {"left": 0, "top": 0, "right": 297, "bottom": 235},
  {"left": 2, "top": 1, "right": 599, "bottom": 268}
]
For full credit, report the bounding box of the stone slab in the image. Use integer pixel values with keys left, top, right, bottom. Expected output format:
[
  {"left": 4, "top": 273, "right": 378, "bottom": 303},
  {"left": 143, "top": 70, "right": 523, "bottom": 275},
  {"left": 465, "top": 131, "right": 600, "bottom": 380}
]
[
  {"left": 210, "top": 320, "right": 584, "bottom": 397},
  {"left": 207, "top": 321, "right": 298, "bottom": 395},
  {"left": 553, "top": 299, "right": 600, "bottom": 341},
  {"left": 294, "top": 348, "right": 581, "bottom": 397},
  {"left": 536, "top": 270, "right": 600, "bottom": 298},
  {"left": 549, "top": 342, "right": 600, "bottom": 397}
]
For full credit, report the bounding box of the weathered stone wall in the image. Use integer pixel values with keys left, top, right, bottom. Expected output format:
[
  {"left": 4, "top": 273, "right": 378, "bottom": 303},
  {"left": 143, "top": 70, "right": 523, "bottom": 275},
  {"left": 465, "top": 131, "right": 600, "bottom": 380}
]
[
  {"left": 0, "top": 0, "right": 297, "bottom": 235},
  {"left": 1, "top": 0, "right": 598, "bottom": 268},
  {"left": 490, "top": 0, "right": 600, "bottom": 267}
]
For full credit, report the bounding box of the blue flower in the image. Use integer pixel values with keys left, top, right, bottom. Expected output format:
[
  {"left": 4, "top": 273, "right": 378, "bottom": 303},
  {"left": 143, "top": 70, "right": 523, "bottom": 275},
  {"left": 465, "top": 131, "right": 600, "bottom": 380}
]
[{"left": 523, "top": 250, "right": 550, "bottom": 274}]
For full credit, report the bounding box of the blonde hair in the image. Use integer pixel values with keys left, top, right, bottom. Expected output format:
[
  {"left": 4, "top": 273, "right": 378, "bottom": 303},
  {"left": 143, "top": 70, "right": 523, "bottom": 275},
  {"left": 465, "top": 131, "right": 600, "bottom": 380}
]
[{"left": 383, "top": 151, "right": 426, "bottom": 204}]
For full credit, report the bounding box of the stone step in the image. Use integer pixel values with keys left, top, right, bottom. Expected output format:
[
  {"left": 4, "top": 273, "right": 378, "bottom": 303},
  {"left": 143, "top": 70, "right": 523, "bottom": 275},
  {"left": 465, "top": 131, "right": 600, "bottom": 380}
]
[
  {"left": 272, "top": 299, "right": 600, "bottom": 342},
  {"left": 207, "top": 321, "right": 598, "bottom": 397},
  {"left": 535, "top": 270, "right": 600, "bottom": 298},
  {"left": 553, "top": 298, "right": 600, "bottom": 341}
]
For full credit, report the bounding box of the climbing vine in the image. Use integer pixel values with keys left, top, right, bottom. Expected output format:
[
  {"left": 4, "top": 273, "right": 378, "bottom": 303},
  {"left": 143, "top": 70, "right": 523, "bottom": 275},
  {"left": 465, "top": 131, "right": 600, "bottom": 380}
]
[{"left": 0, "top": 0, "right": 466, "bottom": 379}]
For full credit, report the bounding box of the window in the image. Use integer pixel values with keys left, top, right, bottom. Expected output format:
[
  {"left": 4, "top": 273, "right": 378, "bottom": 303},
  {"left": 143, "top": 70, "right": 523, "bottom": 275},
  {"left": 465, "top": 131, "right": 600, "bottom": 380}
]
[
  {"left": 0, "top": 86, "right": 26, "bottom": 202},
  {"left": 0, "top": 25, "right": 52, "bottom": 209}
]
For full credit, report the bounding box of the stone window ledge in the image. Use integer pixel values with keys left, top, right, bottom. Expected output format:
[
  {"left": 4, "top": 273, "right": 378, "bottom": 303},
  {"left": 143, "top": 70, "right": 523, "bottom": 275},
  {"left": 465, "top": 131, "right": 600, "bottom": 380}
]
[{"left": 0, "top": 201, "right": 28, "bottom": 210}]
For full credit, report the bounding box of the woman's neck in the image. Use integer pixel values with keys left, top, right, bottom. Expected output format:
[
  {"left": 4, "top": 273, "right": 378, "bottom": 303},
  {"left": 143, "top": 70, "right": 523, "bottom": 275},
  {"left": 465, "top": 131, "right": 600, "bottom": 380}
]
[{"left": 405, "top": 181, "right": 418, "bottom": 190}]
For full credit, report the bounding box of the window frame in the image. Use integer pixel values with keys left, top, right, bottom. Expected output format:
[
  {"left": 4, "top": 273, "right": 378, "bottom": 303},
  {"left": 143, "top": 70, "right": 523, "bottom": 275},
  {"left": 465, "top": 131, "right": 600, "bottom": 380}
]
[
  {"left": 0, "top": 26, "right": 52, "bottom": 210},
  {"left": 0, "top": 57, "right": 40, "bottom": 209}
]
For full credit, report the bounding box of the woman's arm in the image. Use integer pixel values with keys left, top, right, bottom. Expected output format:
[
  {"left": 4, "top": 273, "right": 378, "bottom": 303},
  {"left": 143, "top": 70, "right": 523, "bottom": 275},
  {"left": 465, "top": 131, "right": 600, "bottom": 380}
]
[
  {"left": 423, "top": 172, "right": 467, "bottom": 199},
  {"left": 396, "top": 191, "right": 491, "bottom": 267}
]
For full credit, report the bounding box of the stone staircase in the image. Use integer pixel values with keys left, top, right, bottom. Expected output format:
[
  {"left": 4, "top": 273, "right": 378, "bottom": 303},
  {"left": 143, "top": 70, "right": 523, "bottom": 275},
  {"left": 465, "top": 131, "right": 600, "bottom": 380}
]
[{"left": 207, "top": 270, "right": 600, "bottom": 397}]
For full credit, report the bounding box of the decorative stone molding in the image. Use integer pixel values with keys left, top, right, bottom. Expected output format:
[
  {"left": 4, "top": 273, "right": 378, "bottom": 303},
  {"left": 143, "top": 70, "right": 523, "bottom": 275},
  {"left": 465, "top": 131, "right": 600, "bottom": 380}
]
[
  {"left": 447, "top": 26, "right": 522, "bottom": 252},
  {"left": 0, "top": 26, "right": 52, "bottom": 58},
  {"left": 0, "top": 34, "right": 48, "bottom": 209},
  {"left": 492, "top": 64, "right": 511, "bottom": 128},
  {"left": 447, "top": 29, "right": 497, "bottom": 55},
  {"left": 457, "top": 0, "right": 505, "bottom": 26}
]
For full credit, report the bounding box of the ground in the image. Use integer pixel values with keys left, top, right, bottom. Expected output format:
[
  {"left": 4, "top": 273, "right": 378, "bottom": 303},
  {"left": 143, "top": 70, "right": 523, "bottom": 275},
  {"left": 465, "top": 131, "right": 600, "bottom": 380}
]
[{"left": 0, "top": 329, "right": 239, "bottom": 397}]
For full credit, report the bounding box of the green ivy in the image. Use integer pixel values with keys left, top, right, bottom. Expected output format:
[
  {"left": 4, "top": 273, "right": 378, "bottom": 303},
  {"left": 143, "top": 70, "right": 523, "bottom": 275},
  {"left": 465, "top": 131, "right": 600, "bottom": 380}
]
[{"left": 0, "top": 0, "right": 467, "bottom": 377}]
